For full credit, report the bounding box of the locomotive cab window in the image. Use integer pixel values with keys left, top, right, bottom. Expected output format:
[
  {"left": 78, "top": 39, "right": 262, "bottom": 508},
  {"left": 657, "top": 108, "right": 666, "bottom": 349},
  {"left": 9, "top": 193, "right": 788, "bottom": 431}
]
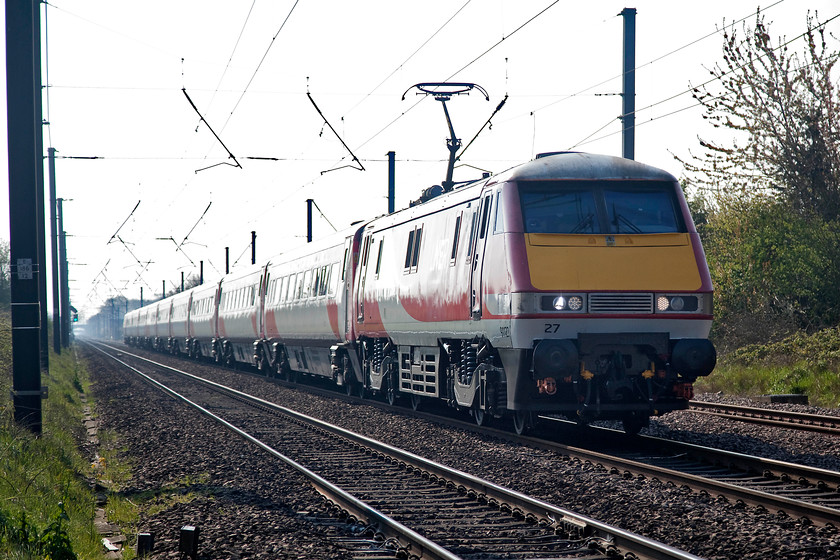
[
  {"left": 519, "top": 181, "right": 685, "bottom": 234},
  {"left": 493, "top": 191, "right": 504, "bottom": 234}
]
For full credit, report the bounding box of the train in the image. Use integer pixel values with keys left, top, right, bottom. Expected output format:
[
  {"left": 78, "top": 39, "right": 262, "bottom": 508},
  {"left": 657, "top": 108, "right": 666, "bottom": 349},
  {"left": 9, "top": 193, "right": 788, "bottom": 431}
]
[{"left": 123, "top": 151, "right": 716, "bottom": 435}]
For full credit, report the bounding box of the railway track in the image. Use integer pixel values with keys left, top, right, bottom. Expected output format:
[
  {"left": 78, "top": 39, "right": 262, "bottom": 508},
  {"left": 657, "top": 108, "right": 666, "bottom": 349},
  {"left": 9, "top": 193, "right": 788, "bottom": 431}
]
[
  {"left": 99, "top": 340, "right": 840, "bottom": 529},
  {"left": 688, "top": 401, "right": 840, "bottom": 435},
  {"left": 534, "top": 419, "right": 840, "bottom": 527},
  {"left": 86, "top": 340, "right": 702, "bottom": 560}
]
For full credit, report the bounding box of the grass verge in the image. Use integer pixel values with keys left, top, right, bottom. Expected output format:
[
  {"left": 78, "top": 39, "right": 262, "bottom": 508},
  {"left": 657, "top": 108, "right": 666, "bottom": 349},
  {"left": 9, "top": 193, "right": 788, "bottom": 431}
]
[
  {"left": 699, "top": 327, "right": 840, "bottom": 408},
  {"left": 0, "top": 313, "right": 138, "bottom": 558}
]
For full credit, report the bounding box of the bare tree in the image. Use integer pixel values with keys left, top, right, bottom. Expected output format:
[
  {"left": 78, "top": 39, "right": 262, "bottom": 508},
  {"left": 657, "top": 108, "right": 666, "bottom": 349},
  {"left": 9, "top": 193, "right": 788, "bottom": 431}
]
[{"left": 681, "top": 13, "right": 840, "bottom": 220}]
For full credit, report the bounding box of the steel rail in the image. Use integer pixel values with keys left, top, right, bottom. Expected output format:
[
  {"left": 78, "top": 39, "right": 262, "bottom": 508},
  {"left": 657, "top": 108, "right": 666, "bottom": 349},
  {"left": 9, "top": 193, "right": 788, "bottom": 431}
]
[
  {"left": 88, "top": 340, "right": 703, "bottom": 560},
  {"left": 635, "top": 433, "right": 840, "bottom": 491},
  {"left": 524, "top": 418, "right": 840, "bottom": 527},
  {"left": 84, "top": 341, "right": 460, "bottom": 560},
  {"left": 689, "top": 401, "right": 840, "bottom": 435}
]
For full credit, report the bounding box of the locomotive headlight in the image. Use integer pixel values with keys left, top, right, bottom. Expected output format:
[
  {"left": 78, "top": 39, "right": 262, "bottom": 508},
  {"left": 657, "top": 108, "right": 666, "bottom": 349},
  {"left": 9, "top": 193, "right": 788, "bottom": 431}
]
[
  {"left": 541, "top": 294, "right": 586, "bottom": 312},
  {"left": 551, "top": 295, "right": 583, "bottom": 311},
  {"left": 655, "top": 294, "right": 700, "bottom": 312}
]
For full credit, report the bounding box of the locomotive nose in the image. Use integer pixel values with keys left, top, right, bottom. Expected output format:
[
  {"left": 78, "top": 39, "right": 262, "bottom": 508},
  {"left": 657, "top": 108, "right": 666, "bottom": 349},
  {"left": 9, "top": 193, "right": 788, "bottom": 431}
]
[{"left": 533, "top": 339, "right": 578, "bottom": 378}]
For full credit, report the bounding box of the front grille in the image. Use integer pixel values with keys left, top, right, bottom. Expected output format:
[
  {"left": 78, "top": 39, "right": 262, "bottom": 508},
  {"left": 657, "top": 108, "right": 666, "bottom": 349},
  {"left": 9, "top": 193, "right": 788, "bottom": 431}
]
[{"left": 589, "top": 293, "right": 653, "bottom": 313}]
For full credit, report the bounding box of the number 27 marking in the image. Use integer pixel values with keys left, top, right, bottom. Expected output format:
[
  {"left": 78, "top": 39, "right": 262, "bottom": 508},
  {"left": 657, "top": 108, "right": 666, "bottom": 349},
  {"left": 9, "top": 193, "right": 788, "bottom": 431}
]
[{"left": 544, "top": 323, "right": 560, "bottom": 333}]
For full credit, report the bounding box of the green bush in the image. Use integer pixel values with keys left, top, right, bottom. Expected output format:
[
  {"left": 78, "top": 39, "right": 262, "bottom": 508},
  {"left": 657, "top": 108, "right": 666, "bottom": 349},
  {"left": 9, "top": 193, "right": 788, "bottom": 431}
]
[
  {"left": 700, "top": 195, "right": 840, "bottom": 353},
  {"left": 699, "top": 326, "right": 840, "bottom": 407},
  {"left": 0, "top": 313, "right": 107, "bottom": 558}
]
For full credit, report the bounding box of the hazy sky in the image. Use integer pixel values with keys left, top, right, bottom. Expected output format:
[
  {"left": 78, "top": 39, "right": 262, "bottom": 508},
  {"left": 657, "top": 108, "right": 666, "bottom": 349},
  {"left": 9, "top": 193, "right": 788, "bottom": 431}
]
[{"left": 1, "top": 0, "right": 837, "bottom": 319}]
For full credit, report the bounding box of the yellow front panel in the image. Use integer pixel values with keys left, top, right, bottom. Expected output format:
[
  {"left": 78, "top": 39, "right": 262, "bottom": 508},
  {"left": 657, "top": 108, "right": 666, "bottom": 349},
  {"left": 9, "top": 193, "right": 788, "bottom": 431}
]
[{"left": 526, "top": 233, "right": 702, "bottom": 291}]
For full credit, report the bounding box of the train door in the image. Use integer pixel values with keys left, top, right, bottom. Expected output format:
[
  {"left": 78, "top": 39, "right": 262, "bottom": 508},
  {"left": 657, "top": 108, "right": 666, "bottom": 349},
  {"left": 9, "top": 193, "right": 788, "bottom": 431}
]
[
  {"left": 469, "top": 191, "right": 493, "bottom": 319},
  {"left": 340, "top": 236, "right": 353, "bottom": 338},
  {"left": 258, "top": 266, "right": 269, "bottom": 339},
  {"left": 356, "top": 233, "right": 373, "bottom": 323}
]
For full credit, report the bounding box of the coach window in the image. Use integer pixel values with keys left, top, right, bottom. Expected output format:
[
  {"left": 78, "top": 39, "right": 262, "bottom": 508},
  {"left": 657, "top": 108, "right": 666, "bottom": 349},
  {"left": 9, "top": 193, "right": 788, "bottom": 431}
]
[
  {"left": 316, "top": 266, "right": 325, "bottom": 297},
  {"left": 450, "top": 213, "right": 462, "bottom": 264},
  {"left": 411, "top": 226, "right": 422, "bottom": 271},
  {"left": 403, "top": 226, "right": 423, "bottom": 273},
  {"left": 466, "top": 209, "right": 478, "bottom": 259},
  {"left": 285, "top": 274, "right": 294, "bottom": 301},
  {"left": 329, "top": 263, "right": 338, "bottom": 296},
  {"left": 341, "top": 248, "right": 348, "bottom": 280},
  {"left": 362, "top": 236, "right": 371, "bottom": 267},
  {"left": 404, "top": 229, "right": 415, "bottom": 269},
  {"left": 299, "top": 270, "right": 308, "bottom": 298},
  {"left": 315, "top": 266, "right": 323, "bottom": 296},
  {"left": 479, "top": 193, "right": 492, "bottom": 239},
  {"left": 375, "top": 240, "right": 384, "bottom": 278},
  {"left": 291, "top": 275, "right": 299, "bottom": 301},
  {"left": 323, "top": 265, "right": 330, "bottom": 295},
  {"left": 313, "top": 268, "right": 321, "bottom": 297}
]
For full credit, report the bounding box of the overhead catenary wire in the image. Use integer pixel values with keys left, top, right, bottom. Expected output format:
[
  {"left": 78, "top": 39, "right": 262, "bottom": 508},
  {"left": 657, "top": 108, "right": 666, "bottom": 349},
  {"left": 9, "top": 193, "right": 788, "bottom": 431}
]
[
  {"left": 201, "top": 0, "right": 258, "bottom": 120},
  {"left": 567, "top": 9, "right": 840, "bottom": 151},
  {"left": 218, "top": 0, "right": 302, "bottom": 134},
  {"left": 517, "top": 0, "right": 790, "bottom": 122},
  {"left": 347, "top": 0, "right": 562, "bottom": 159},
  {"left": 342, "top": 0, "right": 474, "bottom": 118}
]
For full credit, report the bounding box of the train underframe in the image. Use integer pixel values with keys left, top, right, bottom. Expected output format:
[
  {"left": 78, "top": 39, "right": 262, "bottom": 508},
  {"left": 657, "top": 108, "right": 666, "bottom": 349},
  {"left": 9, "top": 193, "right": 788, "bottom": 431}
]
[
  {"left": 348, "top": 332, "right": 713, "bottom": 435},
  {"left": 125, "top": 330, "right": 713, "bottom": 436}
]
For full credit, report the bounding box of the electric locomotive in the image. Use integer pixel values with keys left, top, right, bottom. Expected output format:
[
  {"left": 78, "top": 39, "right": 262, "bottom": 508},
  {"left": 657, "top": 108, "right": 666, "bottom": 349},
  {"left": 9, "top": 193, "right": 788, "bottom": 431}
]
[{"left": 349, "top": 151, "right": 715, "bottom": 434}]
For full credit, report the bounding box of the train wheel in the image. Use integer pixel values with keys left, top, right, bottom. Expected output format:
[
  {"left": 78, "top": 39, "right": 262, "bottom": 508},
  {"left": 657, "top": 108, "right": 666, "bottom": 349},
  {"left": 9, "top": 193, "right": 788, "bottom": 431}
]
[
  {"left": 258, "top": 352, "right": 270, "bottom": 377},
  {"left": 621, "top": 413, "right": 649, "bottom": 436},
  {"left": 273, "top": 360, "right": 286, "bottom": 380},
  {"left": 342, "top": 356, "right": 356, "bottom": 396},
  {"left": 410, "top": 393, "right": 422, "bottom": 411},
  {"left": 512, "top": 410, "right": 531, "bottom": 435},
  {"left": 472, "top": 405, "right": 489, "bottom": 427},
  {"left": 385, "top": 374, "right": 398, "bottom": 406}
]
